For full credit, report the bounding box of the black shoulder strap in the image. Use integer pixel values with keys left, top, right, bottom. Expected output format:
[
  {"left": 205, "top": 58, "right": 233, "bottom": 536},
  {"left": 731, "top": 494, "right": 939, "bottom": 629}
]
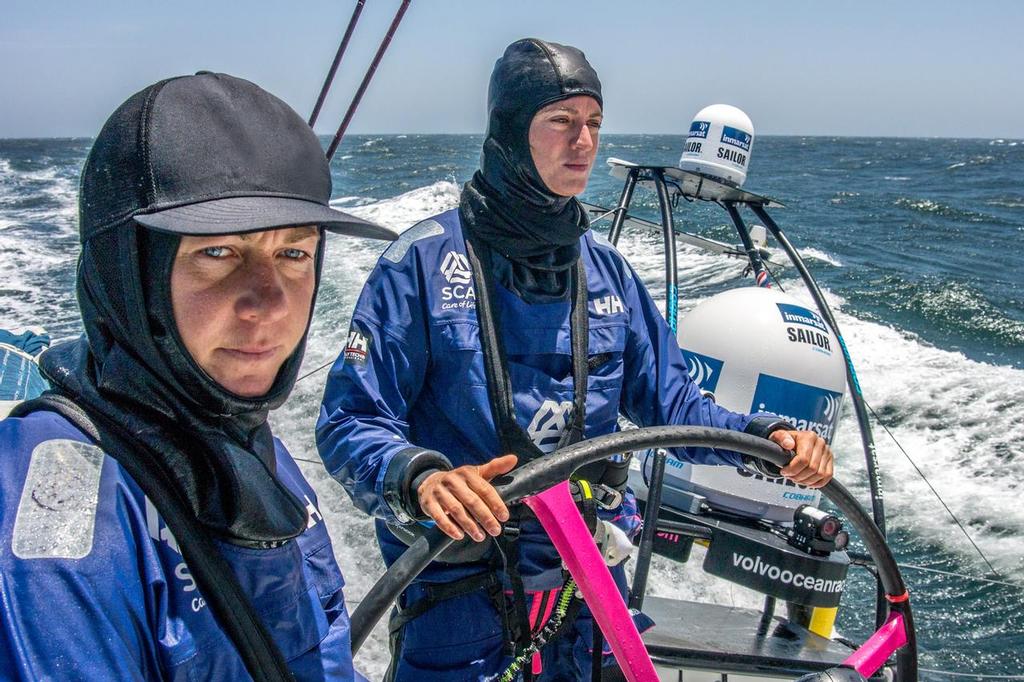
[
  {"left": 464, "top": 238, "right": 589, "bottom": 464},
  {"left": 12, "top": 394, "right": 295, "bottom": 682}
]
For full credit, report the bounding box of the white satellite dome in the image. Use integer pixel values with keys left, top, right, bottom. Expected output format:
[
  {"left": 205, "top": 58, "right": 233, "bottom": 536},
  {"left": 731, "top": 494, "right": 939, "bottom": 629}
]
[
  {"left": 653, "top": 287, "right": 847, "bottom": 521},
  {"left": 677, "top": 104, "right": 755, "bottom": 187}
]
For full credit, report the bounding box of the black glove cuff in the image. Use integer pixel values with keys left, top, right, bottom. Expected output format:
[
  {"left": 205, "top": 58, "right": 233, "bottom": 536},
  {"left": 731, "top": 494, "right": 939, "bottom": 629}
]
[
  {"left": 382, "top": 448, "right": 452, "bottom": 523},
  {"left": 742, "top": 417, "right": 795, "bottom": 476}
]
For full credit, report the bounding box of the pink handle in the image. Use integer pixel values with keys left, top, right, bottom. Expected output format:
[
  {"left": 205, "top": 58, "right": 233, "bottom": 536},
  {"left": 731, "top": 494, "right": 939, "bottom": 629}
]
[
  {"left": 841, "top": 612, "right": 907, "bottom": 677},
  {"left": 524, "top": 482, "right": 658, "bottom": 682}
]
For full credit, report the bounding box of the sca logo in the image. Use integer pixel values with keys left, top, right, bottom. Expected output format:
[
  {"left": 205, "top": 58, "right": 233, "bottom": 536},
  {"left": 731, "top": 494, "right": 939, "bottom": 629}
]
[
  {"left": 440, "top": 251, "right": 475, "bottom": 309},
  {"left": 527, "top": 400, "right": 573, "bottom": 453}
]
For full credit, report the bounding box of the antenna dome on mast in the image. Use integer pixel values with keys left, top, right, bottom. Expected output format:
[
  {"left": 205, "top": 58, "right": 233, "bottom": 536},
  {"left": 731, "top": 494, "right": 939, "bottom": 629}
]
[{"left": 677, "top": 104, "right": 755, "bottom": 188}]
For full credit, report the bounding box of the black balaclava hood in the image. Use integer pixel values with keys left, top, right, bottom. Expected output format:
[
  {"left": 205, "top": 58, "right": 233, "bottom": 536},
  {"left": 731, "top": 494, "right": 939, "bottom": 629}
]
[
  {"left": 38, "top": 80, "right": 328, "bottom": 545},
  {"left": 459, "top": 38, "right": 602, "bottom": 301}
]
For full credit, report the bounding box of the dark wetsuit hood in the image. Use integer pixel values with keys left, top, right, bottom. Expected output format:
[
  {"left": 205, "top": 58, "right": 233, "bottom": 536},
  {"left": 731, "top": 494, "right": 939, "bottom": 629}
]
[
  {"left": 39, "top": 79, "right": 327, "bottom": 545},
  {"left": 459, "top": 38, "right": 602, "bottom": 301}
]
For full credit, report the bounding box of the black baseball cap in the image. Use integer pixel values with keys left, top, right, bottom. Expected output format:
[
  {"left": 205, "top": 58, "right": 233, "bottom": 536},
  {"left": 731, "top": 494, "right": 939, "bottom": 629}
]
[{"left": 79, "top": 71, "right": 395, "bottom": 241}]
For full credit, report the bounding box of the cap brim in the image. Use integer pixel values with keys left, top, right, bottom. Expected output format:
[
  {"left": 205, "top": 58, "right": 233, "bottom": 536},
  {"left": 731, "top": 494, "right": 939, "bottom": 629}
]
[{"left": 133, "top": 196, "right": 397, "bottom": 241}]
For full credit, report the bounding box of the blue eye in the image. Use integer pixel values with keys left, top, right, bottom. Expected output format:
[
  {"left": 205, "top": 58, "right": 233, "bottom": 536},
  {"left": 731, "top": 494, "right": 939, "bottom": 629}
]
[
  {"left": 202, "top": 246, "right": 229, "bottom": 258},
  {"left": 282, "top": 248, "right": 309, "bottom": 260}
]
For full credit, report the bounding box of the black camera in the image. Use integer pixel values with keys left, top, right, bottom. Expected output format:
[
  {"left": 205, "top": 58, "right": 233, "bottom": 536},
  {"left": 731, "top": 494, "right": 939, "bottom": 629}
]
[{"left": 787, "top": 505, "right": 849, "bottom": 556}]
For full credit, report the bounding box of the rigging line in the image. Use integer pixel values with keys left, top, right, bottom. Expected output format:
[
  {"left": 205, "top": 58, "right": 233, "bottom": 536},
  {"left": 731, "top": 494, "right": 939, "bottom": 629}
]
[
  {"left": 894, "top": 562, "right": 1023, "bottom": 590},
  {"left": 760, "top": 259, "right": 785, "bottom": 290},
  {"left": 297, "top": 358, "right": 335, "bottom": 384},
  {"left": 326, "top": 0, "right": 413, "bottom": 160},
  {"left": 918, "top": 668, "right": 1024, "bottom": 680},
  {"left": 863, "top": 398, "right": 1004, "bottom": 581},
  {"left": 309, "top": 0, "right": 367, "bottom": 129}
]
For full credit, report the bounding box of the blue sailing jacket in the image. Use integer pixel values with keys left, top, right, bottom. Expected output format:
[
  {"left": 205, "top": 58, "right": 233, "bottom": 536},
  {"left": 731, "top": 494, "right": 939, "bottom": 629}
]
[
  {"left": 0, "top": 410, "right": 356, "bottom": 681},
  {"left": 317, "top": 209, "right": 758, "bottom": 587}
]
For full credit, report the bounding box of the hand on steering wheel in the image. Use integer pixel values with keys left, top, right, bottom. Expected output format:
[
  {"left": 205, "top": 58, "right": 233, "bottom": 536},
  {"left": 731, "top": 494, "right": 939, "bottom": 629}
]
[
  {"left": 416, "top": 454, "right": 517, "bottom": 542},
  {"left": 768, "top": 429, "right": 834, "bottom": 488}
]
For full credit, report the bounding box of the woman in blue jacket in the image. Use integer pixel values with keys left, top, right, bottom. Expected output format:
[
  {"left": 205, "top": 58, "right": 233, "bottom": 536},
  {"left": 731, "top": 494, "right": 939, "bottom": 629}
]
[
  {"left": 317, "top": 39, "right": 834, "bottom": 680},
  {"left": 0, "top": 72, "right": 394, "bottom": 680}
]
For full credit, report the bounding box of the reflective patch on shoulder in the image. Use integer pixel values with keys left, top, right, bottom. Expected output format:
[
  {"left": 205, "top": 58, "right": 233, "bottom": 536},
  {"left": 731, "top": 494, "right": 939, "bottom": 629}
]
[
  {"left": 591, "top": 230, "right": 615, "bottom": 249},
  {"left": 382, "top": 219, "right": 445, "bottom": 264},
  {"left": 589, "top": 231, "right": 632, "bottom": 280},
  {"left": 12, "top": 439, "right": 105, "bottom": 560}
]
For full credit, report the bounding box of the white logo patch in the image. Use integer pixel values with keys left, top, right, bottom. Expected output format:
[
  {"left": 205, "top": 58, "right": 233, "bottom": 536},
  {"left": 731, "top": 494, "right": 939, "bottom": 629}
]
[
  {"left": 592, "top": 295, "right": 625, "bottom": 316},
  {"left": 305, "top": 494, "right": 324, "bottom": 529},
  {"left": 527, "top": 400, "right": 574, "bottom": 453},
  {"left": 441, "top": 251, "right": 472, "bottom": 284},
  {"left": 823, "top": 394, "right": 839, "bottom": 422},
  {"left": 440, "top": 250, "right": 476, "bottom": 310},
  {"left": 686, "top": 355, "right": 715, "bottom": 386}
]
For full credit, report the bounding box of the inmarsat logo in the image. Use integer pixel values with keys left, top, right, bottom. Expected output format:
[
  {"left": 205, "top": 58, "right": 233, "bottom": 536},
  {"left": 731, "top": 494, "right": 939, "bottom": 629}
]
[
  {"left": 689, "top": 120, "right": 710, "bottom": 139},
  {"left": 823, "top": 394, "right": 839, "bottom": 422},
  {"left": 441, "top": 251, "right": 472, "bottom": 284},
  {"left": 440, "top": 251, "right": 476, "bottom": 310},
  {"left": 527, "top": 400, "right": 573, "bottom": 453},
  {"left": 686, "top": 355, "right": 715, "bottom": 387},
  {"left": 680, "top": 349, "right": 724, "bottom": 393}
]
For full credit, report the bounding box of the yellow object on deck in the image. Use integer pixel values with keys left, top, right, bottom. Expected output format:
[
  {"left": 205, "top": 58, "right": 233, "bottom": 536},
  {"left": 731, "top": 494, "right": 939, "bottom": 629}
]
[{"left": 809, "top": 606, "right": 839, "bottom": 638}]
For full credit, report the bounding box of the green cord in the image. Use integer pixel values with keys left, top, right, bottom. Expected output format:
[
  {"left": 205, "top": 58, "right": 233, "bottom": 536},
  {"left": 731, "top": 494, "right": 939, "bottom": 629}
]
[{"left": 498, "top": 578, "right": 578, "bottom": 682}]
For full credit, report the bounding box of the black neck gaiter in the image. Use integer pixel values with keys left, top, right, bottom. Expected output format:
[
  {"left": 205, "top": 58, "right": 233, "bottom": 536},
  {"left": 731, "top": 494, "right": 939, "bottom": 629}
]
[
  {"left": 39, "top": 222, "right": 323, "bottom": 545},
  {"left": 458, "top": 38, "right": 602, "bottom": 302}
]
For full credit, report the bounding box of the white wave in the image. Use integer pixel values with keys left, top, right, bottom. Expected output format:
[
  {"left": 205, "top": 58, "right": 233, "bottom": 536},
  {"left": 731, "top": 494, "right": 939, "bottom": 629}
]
[
  {"left": 884, "top": 176, "right": 911, "bottom": 181},
  {"left": 342, "top": 181, "right": 461, "bottom": 233},
  {"left": 797, "top": 247, "right": 843, "bottom": 267},
  {"left": 329, "top": 195, "right": 374, "bottom": 207},
  {"left": 823, "top": 311, "right": 1024, "bottom": 577}
]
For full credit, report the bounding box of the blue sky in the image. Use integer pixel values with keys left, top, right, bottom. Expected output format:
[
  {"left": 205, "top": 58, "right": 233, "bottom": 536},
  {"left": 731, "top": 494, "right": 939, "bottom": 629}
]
[{"left": 3, "top": 1, "right": 1023, "bottom": 138}]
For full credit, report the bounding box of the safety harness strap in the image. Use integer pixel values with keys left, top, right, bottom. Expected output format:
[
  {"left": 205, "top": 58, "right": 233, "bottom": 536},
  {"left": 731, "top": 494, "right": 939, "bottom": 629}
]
[
  {"left": 388, "top": 571, "right": 504, "bottom": 634},
  {"left": 11, "top": 394, "right": 294, "bottom": 682},
  {"left": 464, "top": 237, "right": 589, "bottom": 463}
]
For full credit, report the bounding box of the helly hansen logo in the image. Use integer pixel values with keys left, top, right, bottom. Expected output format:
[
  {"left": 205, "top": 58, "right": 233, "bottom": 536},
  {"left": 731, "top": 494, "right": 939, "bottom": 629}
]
[
  {"left": 592, "top": 295, "right": 625, "bottom": 316},
  {"left": 527, "top": 400, "right": 573, "bottom": 453},
  {"left": 304, "top": 494, "right": 324, "bottom": 529},
  {"left": 344, "top": 328, "right": 371, "bottom": 365},
  {"left": 441, "top": 251, "right": 472, "bottom": 284}
]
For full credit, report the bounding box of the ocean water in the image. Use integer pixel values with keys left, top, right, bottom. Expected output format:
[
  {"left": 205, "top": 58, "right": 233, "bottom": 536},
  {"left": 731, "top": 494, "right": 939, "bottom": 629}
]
[{"left": 1, "top": 134, "right": 1022, "bottom": 679}]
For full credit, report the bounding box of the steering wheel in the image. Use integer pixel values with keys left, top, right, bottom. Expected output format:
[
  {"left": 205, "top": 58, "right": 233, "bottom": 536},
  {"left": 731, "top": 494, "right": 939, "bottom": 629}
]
[{"left": 349, "top": 426, "right": 917, "bottom": 681}]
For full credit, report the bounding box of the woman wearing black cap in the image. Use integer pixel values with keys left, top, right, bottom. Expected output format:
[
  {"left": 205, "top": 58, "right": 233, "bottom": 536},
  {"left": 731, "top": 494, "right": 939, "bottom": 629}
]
[
  {"left": 318, "top": 38, "right": 833, "bottom": 680},
  {"left": 0, "top": 72, "right": 394, "bottom": 680}
]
